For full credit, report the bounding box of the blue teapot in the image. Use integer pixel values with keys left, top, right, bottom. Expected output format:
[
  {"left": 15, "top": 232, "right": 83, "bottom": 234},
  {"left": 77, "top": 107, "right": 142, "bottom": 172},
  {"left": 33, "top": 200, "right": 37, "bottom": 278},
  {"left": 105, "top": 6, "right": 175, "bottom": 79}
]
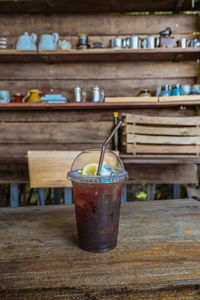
[
  {"left": 16, "top": 32, "right": 37, "bottom": 51},
  {"left": 39, "top": 33, "right": 59, "bottom": 50}
]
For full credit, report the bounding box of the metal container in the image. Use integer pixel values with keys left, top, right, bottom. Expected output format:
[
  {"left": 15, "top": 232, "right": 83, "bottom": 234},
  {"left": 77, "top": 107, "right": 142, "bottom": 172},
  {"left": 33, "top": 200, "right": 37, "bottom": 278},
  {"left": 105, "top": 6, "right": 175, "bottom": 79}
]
[
  {"left": 110, "top": 37, "right": 122, "bottom": 49},
  {"left": 125, "top": 36, "right": 141, "bottom": 49},
  {"left": 78, "top": 33, "right": 88, "bottom": 45},
  {"left": 74, "top": 86, "right": 86, "bottom": 102},
  {"left": 92, "top": 85, "right": 104, "bottom": 103},
  {"left": 177, "top": 38, "right": 188, "bottom": 48}
]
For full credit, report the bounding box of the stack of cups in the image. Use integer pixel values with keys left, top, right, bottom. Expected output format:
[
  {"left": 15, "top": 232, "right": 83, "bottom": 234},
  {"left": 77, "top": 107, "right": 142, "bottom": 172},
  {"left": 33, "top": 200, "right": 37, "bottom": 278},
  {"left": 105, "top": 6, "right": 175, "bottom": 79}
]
[{"left": 0, "top": 37, "right": 7, "bottom": 49}]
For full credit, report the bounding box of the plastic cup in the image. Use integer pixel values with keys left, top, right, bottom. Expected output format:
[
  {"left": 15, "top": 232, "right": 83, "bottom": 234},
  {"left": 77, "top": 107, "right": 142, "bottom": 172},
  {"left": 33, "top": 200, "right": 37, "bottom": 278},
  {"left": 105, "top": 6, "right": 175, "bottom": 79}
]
[{"left": 68, "top": 149, "right": 128, "bottom": 253}]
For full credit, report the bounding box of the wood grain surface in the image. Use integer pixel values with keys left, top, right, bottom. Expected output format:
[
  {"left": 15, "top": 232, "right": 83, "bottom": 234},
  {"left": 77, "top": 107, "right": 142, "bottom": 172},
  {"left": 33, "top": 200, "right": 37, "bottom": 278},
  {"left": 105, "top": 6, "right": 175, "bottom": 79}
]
[
  {"left": 0, "top": 0, "right": 197, "bottom": 14},
  {"left": 0, "top": 14, "right": 198, "bottom": 98},
  {"left": 0, "top": 199, "right": 200, "bottom": 299}
]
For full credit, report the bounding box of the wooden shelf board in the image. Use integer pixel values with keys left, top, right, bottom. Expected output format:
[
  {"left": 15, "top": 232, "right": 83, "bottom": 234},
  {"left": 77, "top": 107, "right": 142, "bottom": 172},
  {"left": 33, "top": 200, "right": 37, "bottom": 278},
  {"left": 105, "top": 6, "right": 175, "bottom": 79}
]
[
  {"left": 159, "top": 95, "right": 200, "bottom": 102},
  {"left": 0, "top": 48, "right": 199, "bottom": 63},
  {"left": 0, "top": 0, "right": 196, "bottom": 14},
  {"left": 0, "top": 101, "right": 200, "bottom": 111}
]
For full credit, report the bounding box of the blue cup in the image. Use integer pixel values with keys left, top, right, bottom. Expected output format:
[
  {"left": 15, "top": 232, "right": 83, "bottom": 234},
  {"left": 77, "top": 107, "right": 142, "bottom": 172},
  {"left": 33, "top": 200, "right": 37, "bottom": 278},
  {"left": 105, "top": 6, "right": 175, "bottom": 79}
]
[
  {"left": 193, "top": 84, "right": 200, "bottom": 94},
  {"left": 182, "top": 85, "right": 191, "bottom": 95},
  {"left": 0, "top": 90, "right": 10, "bottom": 103}
]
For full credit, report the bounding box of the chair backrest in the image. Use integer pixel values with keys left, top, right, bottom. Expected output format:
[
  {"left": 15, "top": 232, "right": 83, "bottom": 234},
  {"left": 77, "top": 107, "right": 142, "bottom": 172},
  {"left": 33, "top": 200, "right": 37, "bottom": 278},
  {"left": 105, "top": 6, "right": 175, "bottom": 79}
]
[
  {"left": 122, "top": 113, "right": 200, "bottom": 156},
  {"left": 27, "top": 151, "right": 81, "bottom": 188}
]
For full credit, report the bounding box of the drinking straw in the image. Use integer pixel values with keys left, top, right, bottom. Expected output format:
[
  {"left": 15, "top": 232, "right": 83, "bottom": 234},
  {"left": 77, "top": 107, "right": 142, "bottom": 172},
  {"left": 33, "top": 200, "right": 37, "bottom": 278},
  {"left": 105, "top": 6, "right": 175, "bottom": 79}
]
[{"left": 97, "top": 120, "right": 122, "bottom": 175}]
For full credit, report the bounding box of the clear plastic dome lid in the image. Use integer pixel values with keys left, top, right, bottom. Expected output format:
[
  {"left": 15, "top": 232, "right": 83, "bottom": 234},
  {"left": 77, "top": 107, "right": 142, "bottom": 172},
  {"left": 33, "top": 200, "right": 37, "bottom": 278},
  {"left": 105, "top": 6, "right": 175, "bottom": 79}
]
[{"left": 68, "top": 149, "right": 128, "bottom": 184}]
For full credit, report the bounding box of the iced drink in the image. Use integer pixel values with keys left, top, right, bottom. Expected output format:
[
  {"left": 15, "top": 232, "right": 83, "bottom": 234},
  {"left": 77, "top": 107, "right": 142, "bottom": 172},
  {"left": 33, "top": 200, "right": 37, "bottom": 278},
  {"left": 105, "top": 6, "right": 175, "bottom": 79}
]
[{"left": 68, "top": 150, "right": 128, "bottom": 253}]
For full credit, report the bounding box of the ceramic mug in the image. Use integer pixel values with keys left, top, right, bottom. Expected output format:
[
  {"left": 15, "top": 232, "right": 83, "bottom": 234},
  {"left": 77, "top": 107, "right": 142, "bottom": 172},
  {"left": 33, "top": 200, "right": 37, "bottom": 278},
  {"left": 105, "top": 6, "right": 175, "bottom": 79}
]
[
  {"left": 182, "top": 85, "right": 191, "bottom": 95},
  {"left": 0, "top": 90, "right": 10, "bottom": 103},
  {"left": 193, "top": 84, "right": 200, "bottom": 94}
]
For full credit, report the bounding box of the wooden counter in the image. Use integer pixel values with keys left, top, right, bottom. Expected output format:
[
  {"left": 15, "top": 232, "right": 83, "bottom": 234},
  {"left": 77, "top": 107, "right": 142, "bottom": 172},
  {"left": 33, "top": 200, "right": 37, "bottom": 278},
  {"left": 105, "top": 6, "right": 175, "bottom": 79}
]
[{"left": 0, "top": 199, "right": 200, "bottom": 299}]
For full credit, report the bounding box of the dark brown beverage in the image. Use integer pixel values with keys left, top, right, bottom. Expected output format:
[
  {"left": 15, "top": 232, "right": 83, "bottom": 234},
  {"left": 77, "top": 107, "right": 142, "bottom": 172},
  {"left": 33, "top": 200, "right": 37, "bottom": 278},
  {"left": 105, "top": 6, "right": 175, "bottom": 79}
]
[{"left": 72, "top": 181, "right": 123, "bottom": 252}]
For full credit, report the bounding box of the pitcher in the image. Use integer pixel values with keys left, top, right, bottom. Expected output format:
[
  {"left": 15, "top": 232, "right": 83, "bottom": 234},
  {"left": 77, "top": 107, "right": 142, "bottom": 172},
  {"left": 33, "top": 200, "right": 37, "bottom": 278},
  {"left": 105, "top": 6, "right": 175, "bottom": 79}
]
[
  {"left": 22, "top": 90, "right": 41, "bottom": 103},
  {"left": 92, "top": 85, "right": 104, "bottom": 103},
  {"left": 16, "top": 32, "right": 37, "bottom": 51},
  {"left": 39, "top": 33, "right": 59, "bottom": 50}
]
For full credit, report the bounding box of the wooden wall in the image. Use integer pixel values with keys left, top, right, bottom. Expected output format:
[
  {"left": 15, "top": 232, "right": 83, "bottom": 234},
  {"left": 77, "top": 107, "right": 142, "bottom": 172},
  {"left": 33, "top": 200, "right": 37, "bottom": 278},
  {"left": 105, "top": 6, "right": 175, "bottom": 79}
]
[
  {"left": 0, "top": 14, "right": 199, "bottom": 99},
  {"left": 0, "top": 13, "right": 199, "bottom": 185}
]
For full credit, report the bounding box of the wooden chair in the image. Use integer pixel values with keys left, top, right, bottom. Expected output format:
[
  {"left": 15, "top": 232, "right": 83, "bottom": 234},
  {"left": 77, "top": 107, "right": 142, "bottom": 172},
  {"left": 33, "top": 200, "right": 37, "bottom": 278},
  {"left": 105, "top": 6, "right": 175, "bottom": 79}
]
[
  {"left": 122, "top": 113, "right": 200, "bottom": 156},
  {"left": 122, "top": 113, "right": 200, "bottom": 199},
  {"left": 27, "top": 150, "right": 127, "bottom": 205},
  {"left": 27, "top": 151, "right": 81, "bottom": 205}
]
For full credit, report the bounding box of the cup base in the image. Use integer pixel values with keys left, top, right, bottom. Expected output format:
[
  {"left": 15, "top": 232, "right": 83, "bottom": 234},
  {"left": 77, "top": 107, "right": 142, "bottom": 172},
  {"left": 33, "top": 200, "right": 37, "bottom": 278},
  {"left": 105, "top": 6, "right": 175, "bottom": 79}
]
[{"left": 79, "top": 243, "right": 117, "bottom": 253}]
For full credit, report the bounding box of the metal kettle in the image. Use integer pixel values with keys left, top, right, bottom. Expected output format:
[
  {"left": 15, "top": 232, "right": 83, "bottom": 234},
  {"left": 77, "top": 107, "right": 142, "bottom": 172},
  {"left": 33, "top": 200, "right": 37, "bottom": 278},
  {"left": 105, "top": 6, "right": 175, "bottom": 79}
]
[{"left": 92, "top": 85, "right": 104, "bottom": 103}]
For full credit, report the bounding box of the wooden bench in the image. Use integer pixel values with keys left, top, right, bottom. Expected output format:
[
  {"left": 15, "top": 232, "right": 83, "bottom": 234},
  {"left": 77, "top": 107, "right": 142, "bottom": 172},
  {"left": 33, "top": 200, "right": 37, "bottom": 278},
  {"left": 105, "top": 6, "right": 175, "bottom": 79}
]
[{"left": 121, "top": 113, "right": 200, "bottom": 186}]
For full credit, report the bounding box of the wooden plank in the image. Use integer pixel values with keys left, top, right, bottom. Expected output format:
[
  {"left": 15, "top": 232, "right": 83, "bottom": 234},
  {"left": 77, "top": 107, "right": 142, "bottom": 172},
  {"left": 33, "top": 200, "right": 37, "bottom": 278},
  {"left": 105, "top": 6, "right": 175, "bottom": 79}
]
[
  {"left": 120, "top": 154, "right": 200, "bottom": 165},
  {"left": 0, "top": 143, "right": 112, "bottom": 156},
  {"left": 126, "top": 144, "right": 200, "bottom": 154},
  {"left": 0, "top": 0, "right": 197, "bottom": 14},
  {"left": 28, "top": 151, "right": 81, "bottom": 188},
  {"left": 125, "top": 163, "right": 197, "bottom": 183},
  {"left": 126, "top": 134, "right": 200, "bottom": 144},
  {"left": 125, "top": 124, "right": 200, "bottom": 136},
  {"left": 0, "top": 49, "right": 199, "bottom": 64},
  {"left": 105, "top": 97, "right": 158, "bottom": 103},
  {"left": 28, "top": 150, "right": 118, "bottom": 188},
  {"left": 0, "top": 121, "right": 113, "bottom": 143},
  {"left": 0, "top": 78, "right": 195, "bottom": 99},
  {"left": 0, "top": 107, "right": 196, "bottom": 124},
  {"left": 0, "top": 159, "right": 28, "bottom": 183},
  {"left": 124, "top": 113, "right": 200, "bottom": 125},
  {"left": 0, "top": 14, "right": 197, "bottom": 35},
  {"left": 0, "top": 199, "right": 200, "bottom": 299},
  {"left": 0, "top": 61, "right": 196, "bottom": 80},
  {"left": 0, "top": 110, "right": 114, "bottom": 122},
  {"left": 159, "top": 95, "right": 200, "bottom": 102}
]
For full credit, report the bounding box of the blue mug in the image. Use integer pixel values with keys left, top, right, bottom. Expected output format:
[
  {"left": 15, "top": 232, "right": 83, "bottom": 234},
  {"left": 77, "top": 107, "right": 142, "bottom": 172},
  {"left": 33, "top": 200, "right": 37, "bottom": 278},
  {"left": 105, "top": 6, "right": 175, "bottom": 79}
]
[
  {"left": 182, "top": 85, "right": 191, "bottom": 95},
  {"left": 0, "top": 90, "right": 10, "bottom": 103}
]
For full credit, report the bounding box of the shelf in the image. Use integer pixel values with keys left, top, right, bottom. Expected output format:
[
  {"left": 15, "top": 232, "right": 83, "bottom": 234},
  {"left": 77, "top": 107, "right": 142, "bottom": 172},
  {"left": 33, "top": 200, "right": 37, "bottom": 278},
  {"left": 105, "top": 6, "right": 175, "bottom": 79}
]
[
  {"left": 0, "top": 0, "right": 197, "bottom": 14},
  {"left": 0, "top": 101, "right": 200, "bottom": 111},
  {"left": 0, "top": 48, "right": 199, "bottom": 63}
]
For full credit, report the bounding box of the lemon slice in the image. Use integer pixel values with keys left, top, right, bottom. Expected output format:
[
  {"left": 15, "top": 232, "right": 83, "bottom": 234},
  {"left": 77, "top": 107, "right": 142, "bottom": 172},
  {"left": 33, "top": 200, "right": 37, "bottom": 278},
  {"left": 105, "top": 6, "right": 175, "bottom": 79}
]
[{"left": 82, "top": 162, "right": 98, "bottom": 175}]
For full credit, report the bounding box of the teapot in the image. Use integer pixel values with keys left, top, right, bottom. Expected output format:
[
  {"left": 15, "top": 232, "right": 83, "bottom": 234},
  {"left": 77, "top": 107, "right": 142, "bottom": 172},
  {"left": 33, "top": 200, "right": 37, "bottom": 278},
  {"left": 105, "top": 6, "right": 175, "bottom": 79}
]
[
  {"left": 22, "top": 90, "right": 41, "bottom": 103},
  {"left": 16, "top": 32, "right": 37, "bottom": 51},
  {"left": 58, "top": 40, "right": 72, "bottom": 50},
  {"left": 39, "top": 33, "right": 59, "bottom": 50},
  {"left": 92, "top": 85, "right": 104, "bottom": 103}
]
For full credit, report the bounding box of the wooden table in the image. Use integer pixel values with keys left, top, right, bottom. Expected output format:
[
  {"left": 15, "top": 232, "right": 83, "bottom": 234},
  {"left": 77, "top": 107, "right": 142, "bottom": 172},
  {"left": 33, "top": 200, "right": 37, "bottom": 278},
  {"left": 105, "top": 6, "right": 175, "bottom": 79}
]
[{"left": 0, "top": 199, "right": 200, "bottom": 299}]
